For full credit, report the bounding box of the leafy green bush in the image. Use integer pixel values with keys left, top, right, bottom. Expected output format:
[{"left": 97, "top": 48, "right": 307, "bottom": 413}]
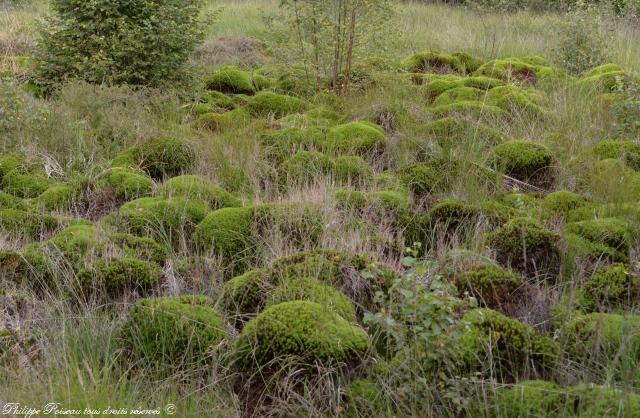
[
  {"left": 35, "top": 0, "right": 207, "bottom": 88},
  {"left": 554, "top": 6, "right": 610, "bottom": 75}
]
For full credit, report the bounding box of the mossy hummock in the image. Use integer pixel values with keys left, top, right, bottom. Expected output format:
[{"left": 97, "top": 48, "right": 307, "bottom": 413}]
[
  {"left": 157, "top": 175, "right": 240, "bottom": 210},
  {"left": 205, "top": 66, "right": 255, "bottom": 94},
  {"left": 488, "top": 217, "right": 561, "bottom": 279},
  {"left": 324, "top": 122, "right": 387, "bottom": 161},
  {"left": 489, "top": 140, "right": 555, "bottom": 189},
  {"left": 121, "top": 295, "right": 227, "bottom": 369},
  {"left": 77, "top": 257, "right": 163, "bottom": 297},
  {"left": 234, "top": 300, "right": 369, "bottom": 369}
]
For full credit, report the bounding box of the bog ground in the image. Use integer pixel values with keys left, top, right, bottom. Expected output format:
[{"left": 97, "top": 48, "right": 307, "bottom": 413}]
[{"left": 1, "top": 0, "right": 640, "bottom": 417}]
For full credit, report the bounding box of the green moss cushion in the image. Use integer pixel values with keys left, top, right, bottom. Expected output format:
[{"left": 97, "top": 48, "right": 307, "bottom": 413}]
[
  {"left": 121, "top": 295, "right": 227, "bottom": 368},
  {"left": 77, "top": 257, "right": 163, "bottom": 297},
  {"left": 489, "top": 140, "right": 554, "bottom": 188},
  {"left": 157, "top": 175, "right": 240, "bottom": 210},
  {"left": 130, "top": 137, "right": 196, "bottom": 180},
  {"left": 325, "top": 122, "right": 387, "bottom": 160},
  {"left": 205, "top": 66, "right": 255, "bottom": 94},
  {"left": 488, "top": 217, "right": 561, "bottom": 279},
  {"left": 234, "top": 300, "right": 369, "bottom": 368}
]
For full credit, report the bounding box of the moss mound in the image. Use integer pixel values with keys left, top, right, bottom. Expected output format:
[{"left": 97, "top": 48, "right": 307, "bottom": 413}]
[
  {"left": 0, "top": 209, "right": 58, "bottom": 240},
  {"left": 577, "top": 263, "right": 640, "bottom": 313},
  {"left": 423, "top": 116, "right": 506, "bottom": 149},
  {"left": 428, "top": 100, "right": 508, "bottom": 120},
  {"left": 577, "top": 64, "right": 629, "bottom": 93},
  {"left": 234, "top": 300, "right": 369, "bottom": 368},
  {"left": 266, "top": 277, "right": 357, "bottom": 322},
  {"left": 488, "top": 217, "right": 561, "bottom": 279},
  {"left": 118, "top": 197, "right": 208, "bottom": 244},
  {"left": 96, "top": 168, "right": 153, "bottom": 201},
  {"left": 121, "top": 295, "right": 226, "bottom": 369},
  {"left": 48, "top": 224, "right": 101, "bottom": 263},
  {"left": 194, "top": 109, "right": 251, "bottom": 132},
  {"left": 129, "top": 137, "right": 196, "bottom": 180},
  {"left": 1, "top": 167, "right": 53, "bottom": 198},
  {"left": 37, "top": 183, "right": 81, "bottom": 211},
  {"left": 205, "top": 66, "right": 255, "bottom": 94},
  {"left": 432, "top": 86, "right": 484, "bottom": 106},
  {"left": 157, "top": 175, "right": 240, "bottom": 210},
  {"left": 110, "top": 233, "right": 169, "bottom": 266},
  {"left": 325, "top": 121, "right": 387, "bottom": 160},
  {"left": 456, "top": 308, "right": 559, "bottom": 378},
  {"left": 248, "top": 91, "right": 306, "bottom": 117},
  {"left": 403, "top": 51, "right": 466, "bottom": 74},
  {"left": 0, "top": 155, "right": 24, "bottom": 180},
  {"left": 333, "top": 155, "right": 374, "bottom": 186},
  {"left": 397, "top": 163, "right": 444, "bottom": 196},
  {"left": 562, "top": 312, "right": 640, "bottom": 378},
  {"left": 279, "top": 151, "right": 334, "bottom": 185},
  {"left": 77, "top": 257, "right": 163, "bottom": 297},
  {"left": 593, "top": 139, "right": 640, "bottom": 171},
  {"left": 259, "top": 127, "right": 324, "bottom": 163},
  {"left": 454, "top": 264, "right": 522, "bottom": 309},
  {"left": 542, "top": 191, "right": 588, "bottom": 219},
  {"left": 475, "top": 58, "right": 560, "bottom": 84},
  {"left": 0, "top": 191, "right": 25, "bottom": 210},
  {"left": 564, "top": 218, "right": 629, "bottom": 263},
  {"left": 344, "top": 379, "right": 394, "bottom": 418},
  {"left": 489, "top": 140, "right": 554, "bottom": 188},
  {"left": 428, "top": 199, "right": 507, "bottom": 233},
  {"left": 221, "top": 249, "right": 393, "bottom": 322}
]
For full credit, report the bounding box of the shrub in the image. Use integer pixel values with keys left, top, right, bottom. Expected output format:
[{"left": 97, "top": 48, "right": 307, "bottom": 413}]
[
  {"left": 564, "top": 218, "right": 629, "bottom": 263},
  {"left": 324, "top": 122, "right": 387, "bottom": 160},
  {"left": 593, "top": 139, "right": 640, "bottom": 171},
  {"left": 279, "top": 151, "right": 334, "bottom": 185},
  {"left": 1, "top": 168, "right": 53, "bottom": 198},
  {"left": 489, "top": 140, "right": 555, "bottom": 189},
  {"left": 333, "top": 155, "right": 374, "bottom": 186},
  {"left": 234, "top": 301, "right": 369, "bottom": 369},
  {"left": 0, "top": 209, "right": 59, "bottom": 240},
  {"left": 266, "top": 277, "right": 357, "bottom": 322},
  {"left": 157, "top": 175, "right": 240, "bottom": 210},
  {"left": 553, "top": 7, "right": 609, "bottom": 76},
  {"left": 248, "top": 92, "right": 306, "bottom": 117},
  {"left": 118, "top": 197, "right": 208, "bottom": 244},
  {"left": 130, "top": 137, "right": 196, "bottom": 180},
  {"left": 402, "top": 51, "right": 466, "bottom": 74},
  {"left": 577, "top": 263, "right": 640, "bottom": 313},
  {"left": 205, "top": 66, "right": 255, "bottom": 94},
  {"left": 110, "top": 233, "right": 169, "bottom": 266},
  {"left": 77, "top": 257, "right": 163, "bottom": 297},
  {"left": 488, "top": 217, "right": 561, "bottom": 279},
  {"left": 35, "top": 0, "right": 206, "bottom": 88},
  {"left": 37, "top": 183, "right": 81, "bottom": 211},
  {"left": 121, "top": 295, "right": 226, "bottom": 369},
  {"left": 453, "top": 264, "right": 522, "bottom": 309},
  {"left": 456, "top": 308, "right": 559, "bottom": 379}
]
